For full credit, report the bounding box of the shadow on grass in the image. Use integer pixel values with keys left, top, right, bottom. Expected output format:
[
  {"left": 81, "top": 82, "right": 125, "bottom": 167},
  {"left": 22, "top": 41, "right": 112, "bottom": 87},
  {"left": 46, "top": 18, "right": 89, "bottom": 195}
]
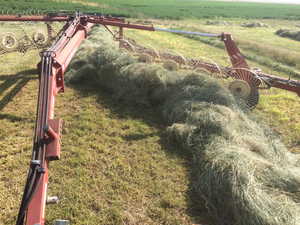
[
  {"left": 0, "top": 113, "right": 34, "bottom": 122},
  {"left": 70, "top": 83, "right": 213, "bottom": 225},
  {"left": 0, "top": 69, "right": 38, "bottom": 112},
  {"left": 122, "top": 133, "right": 157, "bottom": 141}
]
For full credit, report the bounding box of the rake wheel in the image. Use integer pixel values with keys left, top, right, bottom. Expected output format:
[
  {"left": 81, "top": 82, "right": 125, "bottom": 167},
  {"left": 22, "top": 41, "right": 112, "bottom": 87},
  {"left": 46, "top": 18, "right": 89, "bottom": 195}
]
[
  {"left": 0, "top": 32, "right": 18, "bottom": 51},
  {"left": 228, "top": 68, "right": 261, "bottom": 109},
  {"left": 229, "top": 79, "right": 251, "bottom": 99},
  {"left": 32, "top": 31, "right": 48, "bottom": 46}
]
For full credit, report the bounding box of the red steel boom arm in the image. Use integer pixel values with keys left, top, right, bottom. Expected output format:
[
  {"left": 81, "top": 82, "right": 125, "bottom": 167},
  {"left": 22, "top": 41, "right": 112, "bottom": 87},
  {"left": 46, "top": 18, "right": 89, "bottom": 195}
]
[
  {"left": 7, "top": 13, "right": 156, "bottom": 225},
  {"left": 221, "top": 32, "right": 300, "bottom": 96},
  {"left": 16, "top": 16, "right": 94, "bottom": 225},
  {"left": 0, "top": 15, "right": 69, "bottom": 22}
]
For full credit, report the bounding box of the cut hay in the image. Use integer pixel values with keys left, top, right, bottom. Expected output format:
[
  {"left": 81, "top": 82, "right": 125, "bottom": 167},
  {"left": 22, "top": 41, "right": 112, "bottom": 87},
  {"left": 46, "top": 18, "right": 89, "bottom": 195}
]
[
  {"left": 66, "top": 27, "right": 300, "bottom": 225},
  {"left": 276, "top": 29, "right": 300, "bottom": 41},
  {"left": 206, "top": 20, "right": 230, "bottom": 26},
  {"left": 163, "top": 60, "right": 179, "bottom": 71},
  {"left": 137, "top": 53, "right": 153, "bottom": 63},
  {"left": 241, "top": 22, "right": 269, "bottom": 28}
]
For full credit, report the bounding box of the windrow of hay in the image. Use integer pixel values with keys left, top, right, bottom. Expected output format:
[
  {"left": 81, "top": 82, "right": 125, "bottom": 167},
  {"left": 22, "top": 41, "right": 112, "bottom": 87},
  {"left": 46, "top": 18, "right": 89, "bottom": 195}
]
[
  {"left": 205, "top": 20, "right": 231, "bottom": 26},
  {"left": 66, "top": 27, "right": 300, "bottom": 225},
  {"left": 241, "top": 22, "right": 269, "bottom": 28},
  {"left": 276, "top": 29, "right": 300, "bottom": 41}
]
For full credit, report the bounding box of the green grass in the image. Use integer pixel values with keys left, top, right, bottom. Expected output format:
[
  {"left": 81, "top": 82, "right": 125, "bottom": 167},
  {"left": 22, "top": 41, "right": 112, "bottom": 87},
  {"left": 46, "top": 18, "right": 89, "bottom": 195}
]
[
  {"left": 173, "top": 32, "right": 300, "bottom": 78},
  {"left": 124, "top": 22, "right": 300, "bottom": 151},
  {"left": 0, "top": 1, "right": 94, "bottom": 14},
  {"left": 1, "top": 9, "right": 300, "bottom": 225},
  {"left": 142, "top": 18, "right": 300, "bottom": 78},
  {"left": 1, "top": 0, "right": 300, "bottom": 20},
  {"left": 0, "top": 48, "right": 209, "bottom": 224},
  {"left": 172, "top": 19, "right": 300, "bottom": 69},
  {"left": 93, "top": 0, "right": 300, "bottom": 19}
]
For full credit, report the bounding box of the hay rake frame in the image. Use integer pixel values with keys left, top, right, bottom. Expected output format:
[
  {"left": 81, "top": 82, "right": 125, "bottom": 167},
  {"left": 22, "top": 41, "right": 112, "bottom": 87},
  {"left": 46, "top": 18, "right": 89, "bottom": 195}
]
[
  {"left": 0, "top": 20, "right": 58, "bottom": 54},
  {"left": 0, "top": 12, "right": 299, "bottom": 225},
  {"left": 120, "top": 33, "right": 300, "bottom": 108}
]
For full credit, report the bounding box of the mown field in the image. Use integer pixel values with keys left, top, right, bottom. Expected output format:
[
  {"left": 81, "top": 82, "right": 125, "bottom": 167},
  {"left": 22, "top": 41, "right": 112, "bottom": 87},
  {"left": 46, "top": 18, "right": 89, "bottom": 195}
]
[
  {"left": 0, "top": 40, "right": 207, "bottom": 224},
  {"left": 125, "top": 18, "right": 300, "bottom": 152},
  {"left": 0, "top": 1, "right": 300, "bottom": 224}
]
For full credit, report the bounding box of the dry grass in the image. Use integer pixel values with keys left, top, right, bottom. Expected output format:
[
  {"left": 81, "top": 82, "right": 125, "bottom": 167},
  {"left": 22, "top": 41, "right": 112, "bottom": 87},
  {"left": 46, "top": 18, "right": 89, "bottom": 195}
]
[
  {"left": 67, "top": 27, "right": 300, "bottom": 225},
  {"left": 1, "top": 16, "right": 300, "bottom": 225},
  {"left": 149, "top": 18, "right": 300, "bottom": 70},
  {"left": 0, "top": 30, "right": 207, "bottom": 225},
  {"left": 125, "top": 21, "right": 300, "bottom": 152}
]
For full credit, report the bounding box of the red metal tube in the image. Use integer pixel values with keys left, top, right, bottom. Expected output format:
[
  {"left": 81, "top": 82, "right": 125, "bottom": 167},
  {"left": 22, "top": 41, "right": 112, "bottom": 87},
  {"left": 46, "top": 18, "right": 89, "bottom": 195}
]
[
  {"left": 25, "top": 165, "right": 49, "bottom": 225},
  {"left": 0, "top": 15, "right": 69, "bottom": 22},
  {"left": 87, "top": 18, "right": 155, "bottom": 31},
  {"left": 24, "top": 20, "right": 94, "bottom": 225},
  {"left": 55, "top": 23, "right": 93, "bottom": 72},
  {"left": 259, "top": 72, "right": 300, "bottom": 96},
  {"left": 221, "top": 33, "right": 249, "bottom": 69},
  {"left": 45, "top": 125, "right": 58, "bottom": 140}
]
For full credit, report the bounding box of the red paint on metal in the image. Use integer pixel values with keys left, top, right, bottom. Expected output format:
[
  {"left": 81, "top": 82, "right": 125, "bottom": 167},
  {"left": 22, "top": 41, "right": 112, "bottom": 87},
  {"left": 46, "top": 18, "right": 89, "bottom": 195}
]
[
  {"left": 87, "top": 17, "right": 155, "bottom": 31},
  {"left": 0, "top": 15, "right": 69, "bottom": 22},
  {"left": 55, "top": 24, "right": 92, "bottom": 72},
  {"left": 259, "top": 72, "right": 300, "bottom": 96},
  {"left": 46, "top": 119, "right": 62, "bottom": 161},
  {"left": 222, "top": 32, "right": 262, "bottom": 89},
  {"left": 24, "top": 19, "right": 94, "bottom": 225},
  {"left": 221, "top": 33, "right": 249, "bottom": 69},
  {"left": 271, "top": 82, "right": 300, "bottom": 96},
  {"left": 26, "top": 163, "right": 49, "bottom": 225}
]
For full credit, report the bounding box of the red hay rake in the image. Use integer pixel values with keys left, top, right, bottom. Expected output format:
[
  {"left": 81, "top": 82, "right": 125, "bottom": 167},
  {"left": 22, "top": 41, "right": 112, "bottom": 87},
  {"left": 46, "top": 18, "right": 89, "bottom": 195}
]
[
  {"left": 120, "top": 34, "right": 300, "bottom": 108},
  {"left": 0, "top": 12, "right": 299, "bottom": 225}
]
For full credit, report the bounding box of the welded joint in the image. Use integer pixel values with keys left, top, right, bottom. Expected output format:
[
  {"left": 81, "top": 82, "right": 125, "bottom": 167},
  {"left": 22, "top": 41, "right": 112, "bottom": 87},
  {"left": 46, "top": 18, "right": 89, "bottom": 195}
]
[
  {"left": 77, "top": 23, "right": 89, "bottom": 38},
  {"left": 44, "top": 124, "right": 59, "bottom": 141},
  {"left": 45, "top": 119, "right": 62, "bottom": 161}
]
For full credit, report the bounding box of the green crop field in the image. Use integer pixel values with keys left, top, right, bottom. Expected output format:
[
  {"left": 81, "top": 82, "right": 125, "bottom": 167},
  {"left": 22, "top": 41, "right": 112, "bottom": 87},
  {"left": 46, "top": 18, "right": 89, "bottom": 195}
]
[
  {"left": 1, "top": 0, "right": 300, "bottom": 19},
  {"left": 92, "top": 0, "right": 300, "bottom": 19},
  {"left": 0, "top": 1, "right": 300, "bottom": 225}
]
